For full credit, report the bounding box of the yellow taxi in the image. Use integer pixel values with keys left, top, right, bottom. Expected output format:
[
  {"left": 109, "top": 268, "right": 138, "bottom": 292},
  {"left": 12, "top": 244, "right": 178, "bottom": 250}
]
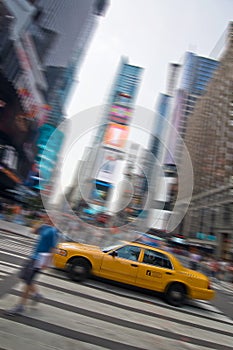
[{"left": 53, "top": 240, "right": 215, "bottom": 307}]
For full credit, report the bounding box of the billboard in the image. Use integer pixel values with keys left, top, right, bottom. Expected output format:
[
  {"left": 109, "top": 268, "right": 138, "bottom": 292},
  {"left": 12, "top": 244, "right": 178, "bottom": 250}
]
[
  {"left": 109, "top": 105, "right": 132, "bottom": 125},
  {"left": 90, "top": 180, "right": 113, "bottom": 203},
  {"left": 103, "top": 123, "right": 129, "bottom": 149},
  {"left": 95, "top": 149, "right": 119, "bottom": 183}
]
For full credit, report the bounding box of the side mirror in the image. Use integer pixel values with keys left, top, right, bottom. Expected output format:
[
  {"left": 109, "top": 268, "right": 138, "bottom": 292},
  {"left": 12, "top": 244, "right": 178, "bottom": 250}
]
[{"left": 110, "top": 251, "right": 118, "bottom": 257}]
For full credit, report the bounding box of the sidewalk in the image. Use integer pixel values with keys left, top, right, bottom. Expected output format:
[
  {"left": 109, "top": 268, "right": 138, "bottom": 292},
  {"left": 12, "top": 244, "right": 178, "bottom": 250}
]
[{"left": 0, "top": 219, "right": 35, "bottom": 239}]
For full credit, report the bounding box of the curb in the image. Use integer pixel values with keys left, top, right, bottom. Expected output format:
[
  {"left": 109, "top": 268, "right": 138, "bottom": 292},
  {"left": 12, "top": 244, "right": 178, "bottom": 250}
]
[
  {"left": 0, "top": 219, "right": 36, "bottom": 239},
  {"left": 0, "top": 228, "right": 36, "bottom": 239}
]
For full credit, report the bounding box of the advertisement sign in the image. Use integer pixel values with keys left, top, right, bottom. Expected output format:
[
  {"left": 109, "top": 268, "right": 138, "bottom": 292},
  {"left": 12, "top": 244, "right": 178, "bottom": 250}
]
[
  {"left": 91, "top": 180, "right": 113, "bottom": 203},
  {"left": 96, "top": 150, "right": 119, "bottom": 183},
  {"left": 103, "top": 123, "right": 129, "bottom": 149},
  {"left": 109, "top": 105, "right": 132, "bottom": 125}
]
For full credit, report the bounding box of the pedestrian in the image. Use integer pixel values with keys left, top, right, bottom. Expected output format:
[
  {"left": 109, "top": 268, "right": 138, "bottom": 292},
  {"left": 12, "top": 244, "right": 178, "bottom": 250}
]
[
  {"left": 5, "top": 213, "right": 59, "bottom": 316},
  {"left": 209, "top": 258, "right": 219, "bottom": 279},
  {"left": 219, "top": 259, "right": 229, "bottom": 281},
  {"left": 189, "top": 247, "right": 201, "bottom": 270}
]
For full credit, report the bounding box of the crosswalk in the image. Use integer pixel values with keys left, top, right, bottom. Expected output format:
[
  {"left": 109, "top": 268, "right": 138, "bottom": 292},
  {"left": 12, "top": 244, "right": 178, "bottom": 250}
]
[
  {"left": 0, "top": 231, "right": 34, "bottom": 259},
  {"left": 0, "top": 231, "right": 233, "bottom": 350}
]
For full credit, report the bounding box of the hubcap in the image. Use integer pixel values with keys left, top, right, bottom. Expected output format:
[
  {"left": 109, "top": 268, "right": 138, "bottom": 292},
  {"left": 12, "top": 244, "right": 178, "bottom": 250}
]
[
  {"left": 74, "top": 266, "right": 85, "bottom": 274},
  {"left": 171, "top": 290, "right": 182, "bottom": 300}
]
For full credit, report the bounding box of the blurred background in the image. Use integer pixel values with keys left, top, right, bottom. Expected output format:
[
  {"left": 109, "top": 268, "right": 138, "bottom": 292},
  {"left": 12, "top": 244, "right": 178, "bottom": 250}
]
[{"left": 0, "top": 0, "right": 232, "bottom": 266}]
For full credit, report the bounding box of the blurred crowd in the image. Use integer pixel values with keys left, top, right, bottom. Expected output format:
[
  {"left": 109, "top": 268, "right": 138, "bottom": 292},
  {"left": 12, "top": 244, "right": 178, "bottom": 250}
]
[{"left": 0, "top": 201, "right": 43, "bottom": 226}]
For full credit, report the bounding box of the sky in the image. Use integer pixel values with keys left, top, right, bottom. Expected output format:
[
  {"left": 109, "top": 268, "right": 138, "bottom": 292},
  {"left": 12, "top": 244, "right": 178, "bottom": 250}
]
[{"left": 59, "top": 0, "right": 233, "bottom": 190}]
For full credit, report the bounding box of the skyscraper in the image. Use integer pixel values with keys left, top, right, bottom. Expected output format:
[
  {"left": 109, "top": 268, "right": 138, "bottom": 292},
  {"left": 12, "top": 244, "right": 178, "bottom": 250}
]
[
  {"left": 146, "top": 63, "right": 178, "bottom": 232},
  {"left": 29, "top": 0, "right": 109, "bottom": 191},
  {"left": 94, "top": 57, "right": 143, "bottom": 146},
  {"left": 0, "top": 0, "right": 109, "bottom": 199},
  {"left": 181, "top": 22, "right": 233, "bottom": 259},
  {"left": 146, "top": 52, "right": 218, "bottom": 234},
  {"left": 69, "top": 58, "right": 143, "bottom": 218},
  {"left": 166, "top": 52, "right": 219, "bottom": 166},
  {"left": 90, "top": 58, "right": 143, "bottom": 213}
]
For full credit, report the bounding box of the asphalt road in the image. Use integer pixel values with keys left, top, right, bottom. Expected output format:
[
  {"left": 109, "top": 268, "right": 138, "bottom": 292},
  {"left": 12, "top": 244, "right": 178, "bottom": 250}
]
[
  {"left": 211, "top": 284, "right": 233, "bottom": 320},
  {"left": 0, "top": 230, "right": 233, "bottom": 350}
]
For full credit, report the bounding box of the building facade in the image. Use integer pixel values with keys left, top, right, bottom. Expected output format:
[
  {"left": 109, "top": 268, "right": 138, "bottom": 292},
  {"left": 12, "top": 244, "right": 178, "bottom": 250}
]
[
  {"left": 146, "top": 62, "right": 180, "bottom": 233},
  {"left": 0, "top": 0, "right": 109, "bottom": 200},
  {"left": 181, "top": 22, "right": 233, "bottom": 259},
  {"left": 146, "top": 51, "right": 219, "bottom": 235},
  {"left": 68, "top": 58, "right": 143, "bottom": 225},
  {"left": 166, "top": 52, "right": 219, "bottom": 166}
]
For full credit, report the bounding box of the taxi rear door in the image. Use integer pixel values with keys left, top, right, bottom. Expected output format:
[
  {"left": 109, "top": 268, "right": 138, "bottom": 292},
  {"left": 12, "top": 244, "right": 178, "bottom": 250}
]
[{"left": 136, "top": 248, "right": 175, "bottom": 292}]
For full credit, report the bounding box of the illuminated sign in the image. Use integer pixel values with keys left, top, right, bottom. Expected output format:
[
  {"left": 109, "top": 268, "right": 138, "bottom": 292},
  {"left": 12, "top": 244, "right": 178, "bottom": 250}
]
[
  {"left": 103, "top": 123, "right": 129, "bottom": 149},
  {"left": 97, "top": 151, "right": 117, "bottom": 183},
  {"left": 109, "top": 105, "right": 132, "bottom": 125},
  {"left": 119, "top": 92, "right": 131, "bottom": 98},
  {"left": 91, "top": 180, "right": 113, "bottom": 202}
]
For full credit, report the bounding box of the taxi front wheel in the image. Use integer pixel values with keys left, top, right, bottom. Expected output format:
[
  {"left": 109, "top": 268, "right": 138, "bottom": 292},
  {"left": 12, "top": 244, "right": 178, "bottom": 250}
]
[
  {"left": 165, "top": 283, "right": 186, "bottom": 307},
  {"left": 68, "top": 258, "right": 90, "bottom": 282}
]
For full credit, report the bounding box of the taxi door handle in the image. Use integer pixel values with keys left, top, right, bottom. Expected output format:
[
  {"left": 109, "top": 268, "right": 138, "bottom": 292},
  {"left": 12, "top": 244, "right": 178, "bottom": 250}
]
[
  {"left": 131, "top": 264, "right": 138, "bottom": 267},
  {"left": 165, "top": 272, "right": 172, "bottom": 275}
]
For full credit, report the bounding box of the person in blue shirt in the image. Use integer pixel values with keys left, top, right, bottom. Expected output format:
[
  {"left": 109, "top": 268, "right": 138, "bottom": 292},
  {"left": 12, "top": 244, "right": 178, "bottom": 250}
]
[{"left": 5, "top": 213, "right": 59, "bottom": 316}]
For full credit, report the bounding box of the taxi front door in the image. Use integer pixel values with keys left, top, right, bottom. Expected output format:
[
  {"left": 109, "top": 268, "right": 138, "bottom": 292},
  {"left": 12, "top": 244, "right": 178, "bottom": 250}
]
[{"left": 100, "top": 245, "right": 141, "bottom": 284}]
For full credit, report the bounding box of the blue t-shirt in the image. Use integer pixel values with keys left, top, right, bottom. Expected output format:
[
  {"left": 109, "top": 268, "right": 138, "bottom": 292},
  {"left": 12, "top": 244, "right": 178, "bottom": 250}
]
[{"left": 31, "top": 225, "right": 59, "bottom": 260}]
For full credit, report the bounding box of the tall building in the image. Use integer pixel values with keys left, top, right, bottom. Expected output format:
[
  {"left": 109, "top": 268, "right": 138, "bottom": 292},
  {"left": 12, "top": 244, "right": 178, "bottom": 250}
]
[
  {"left": 94, "top": 57, "right": 143, "bottom": 146},
  {"left": 69, "top": 58, "right": 143, "bottom": 220},
  {"left": 29, "top": 0, "right": 109, "bottom": 191},
  {"left": 0, "top": 0, "right": 109, "bottom": 200},
  {"left": 147, "top": 52, "right": 218, "bottom": 235},
  {"left": 146, "top": 63, "right": 179, "bottom": 233},
  {"left": 181, "top": 22, "right": 233, "bottom": 259},
  {"left": 166, "top": 52, "right": 219, "bottom": 166},
  {"left": 32, "top": 0, "right": 109, "bottom": 126},
  {"left": 147, "top": 52, "right": 219, "bottom": 234},
  {"left": 149, "top": 93, "right": 172, "bottom": 163}
]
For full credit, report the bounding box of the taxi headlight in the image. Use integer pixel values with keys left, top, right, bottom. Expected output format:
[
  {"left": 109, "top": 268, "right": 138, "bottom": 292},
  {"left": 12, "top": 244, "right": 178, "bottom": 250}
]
[{"left": 55, "top": 248, "right": 67, "bottom": 256}]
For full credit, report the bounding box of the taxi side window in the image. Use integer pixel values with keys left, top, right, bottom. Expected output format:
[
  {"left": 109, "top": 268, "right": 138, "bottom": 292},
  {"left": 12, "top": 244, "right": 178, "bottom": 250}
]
[
  {"left": 116, "top": 245, "right": 141, "bottom": 261},
  {"left": 143, "top": 249, "right": 172, "bottom": 269}
]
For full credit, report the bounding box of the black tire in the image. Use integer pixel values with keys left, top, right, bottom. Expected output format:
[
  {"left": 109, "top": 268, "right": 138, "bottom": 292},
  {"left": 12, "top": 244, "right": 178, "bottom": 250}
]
[
  {"left": 68, "top": 258, "right": 91, "bottom": 282},
  {"left": 165, "top": 283, "right": 186, "bottom": 307}
]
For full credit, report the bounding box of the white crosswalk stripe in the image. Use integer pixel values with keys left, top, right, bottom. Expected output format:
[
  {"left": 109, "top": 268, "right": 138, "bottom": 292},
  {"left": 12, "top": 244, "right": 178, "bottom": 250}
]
[
  {"left": 0, "top": 239, "right": 33, "bottom": 256},
  {"left": 0, "top": 263, "right": 18, "bottom": 274},
  {"left": 0, "top": 232, "right": 233, "bottom": 350},
  {"left": 0, "top": 272, "right": 233, "bottom": 350}
]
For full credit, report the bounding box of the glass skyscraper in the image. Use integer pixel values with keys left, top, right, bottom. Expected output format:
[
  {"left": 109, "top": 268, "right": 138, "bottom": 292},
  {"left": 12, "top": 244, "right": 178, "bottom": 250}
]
[
  {"left": 94, "top": 57, "right": 143, "bottom": 146},
  {"left": 69, "top": 58, "right": 143, "bottom": 218},
  {"left": 166, "top": 52, "right": 219, "bottom": 165}
]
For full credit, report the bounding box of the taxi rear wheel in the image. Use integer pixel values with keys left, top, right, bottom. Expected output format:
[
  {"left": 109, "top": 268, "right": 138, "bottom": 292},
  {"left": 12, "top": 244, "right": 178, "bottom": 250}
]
[
  {"left": 68, "top": 258, "right": 90, "bottom": 282},
  {"left": 165, "top": 283, "right": 186, "bottom": 307}
]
